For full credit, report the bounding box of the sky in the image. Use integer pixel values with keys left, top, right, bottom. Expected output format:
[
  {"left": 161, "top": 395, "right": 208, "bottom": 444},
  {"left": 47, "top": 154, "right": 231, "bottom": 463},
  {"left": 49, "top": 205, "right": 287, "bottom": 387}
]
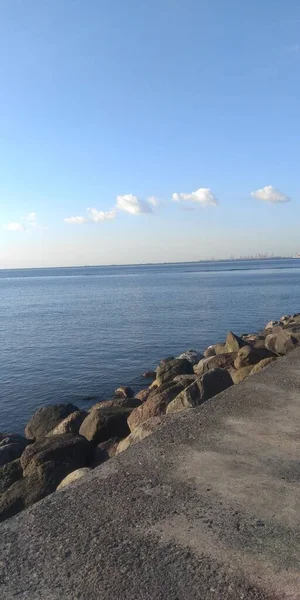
[{"left": 0, "top": 0, "right": 300, "bottom": 268}]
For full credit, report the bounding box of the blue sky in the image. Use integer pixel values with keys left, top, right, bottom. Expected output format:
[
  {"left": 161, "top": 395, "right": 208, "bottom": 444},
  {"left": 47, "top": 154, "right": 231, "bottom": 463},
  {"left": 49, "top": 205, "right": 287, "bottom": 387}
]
[{"left": 0, "top": 0, "right": 299, "bottom": 267}]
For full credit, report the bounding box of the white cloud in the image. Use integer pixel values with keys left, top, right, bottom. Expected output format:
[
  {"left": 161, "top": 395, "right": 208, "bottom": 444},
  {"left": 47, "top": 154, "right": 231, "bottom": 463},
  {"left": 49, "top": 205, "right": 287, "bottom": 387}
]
[
  {"left": 25, "top": 212, "right": 37, "bottom": 222},
  {"left": 64, "top": 216, "right": 87, "bottom": 224},
  {"left": 3, "top": 222, "right": 25, "bottom": 232},
  {"left": 172, "top": 187, "right": 218, "bottom": 207},
  {"left": 251, "top": 185, "right": 291, "bottom": 204},
  {"left": 147, "top": 196, "right": 160, "bottom": 208},
  {"left": 87, "top": 207, "right": 117, "bottom": 222},
  {"left": 116, "top": 194, "right": 153, "bottom": 215}
]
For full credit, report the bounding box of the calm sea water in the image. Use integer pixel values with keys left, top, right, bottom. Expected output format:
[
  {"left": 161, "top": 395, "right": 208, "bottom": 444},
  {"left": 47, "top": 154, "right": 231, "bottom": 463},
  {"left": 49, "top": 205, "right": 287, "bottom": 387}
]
[{"left": 1, "top": 259, "right": 300, "bottom": 434}]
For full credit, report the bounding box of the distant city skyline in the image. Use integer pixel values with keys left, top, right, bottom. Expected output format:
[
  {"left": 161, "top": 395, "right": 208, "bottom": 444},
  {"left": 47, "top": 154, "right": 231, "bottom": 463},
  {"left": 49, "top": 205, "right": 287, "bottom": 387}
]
[{"left": 1, "top": 1, "right": 300, "bottom": 268}]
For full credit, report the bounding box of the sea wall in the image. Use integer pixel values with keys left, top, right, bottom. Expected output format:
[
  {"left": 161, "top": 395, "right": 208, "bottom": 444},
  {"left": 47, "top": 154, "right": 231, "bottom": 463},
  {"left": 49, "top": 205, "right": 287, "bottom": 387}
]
[
  {"left": 1, "top": 312, "right": 300, "bottom": 525},
  {"left": 2, "top": 342, "right": 300, "bottom": 599}
]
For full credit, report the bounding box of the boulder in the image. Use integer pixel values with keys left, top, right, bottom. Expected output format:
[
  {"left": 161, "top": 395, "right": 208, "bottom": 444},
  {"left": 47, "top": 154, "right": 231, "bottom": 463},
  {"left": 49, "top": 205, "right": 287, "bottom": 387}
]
[
  {"left": 265, "top": 330, "right": 299, "bottom": 355},
  {"left": 114, "top": 386, "right": 134, "bottom": 399},
  {"left": 46, "top": 410, "right": 87, "bottom": 436},
  {"left": 116, "top": 416, "right": 166, "bottom": 454},
  {"left": 213, "top": 343, "right": 227, "bottom": 355},
  {"left": 0, "top": 466, "right": 53, "bottom": 523},
  {"left": 135, "top": 388, "right": 151, "bottom": 402},
  {"left": 194, "top": 353, "right": 237, "bottom": 376},
  {"left": 142, "top": 371, "right": 156, "bottom": 379},
  {"left": 234, "top": 346, "right": 275, "bottom": 370},
  {"left": 89, "top": 397, "right": 141, "bottom": 411},
  {"left": 127, "top": 382, "right": 185, "bottom": 431},
  {"left": 265, "top": 320, "right": 279, "bottom": 329},
  {"left": 225, "top": 331, "right": 248, "bottom": 353},
  {"left": 166, "top": 368, "right": 233, "bottom": 414},
  {"left": 251, "top": 357, "right": 277, "bottom": 375},
  {"left": 25, "top": 403, "right": 78, "bottom": 441},
  {"left": 203, "top": 346, "right": 216, "bottom": 358},
  {"left": 21, "top": 434, "right": 92, "bottom": 475},
  {"left": 79, "top": 408, "right": 131, "bottom": 444},
  {"left": 92, "top": 437, "right": 120, "bottom": 467},
  {"left": 231, "top": 366, "right": 254, "bottom": 384},
  {"left": 0, "top": 459, "right": 23, "bottom": 494},
  {"left": 177, "top": 350, "right": 203, "bottom": 366},
  {"left": 56, "top": 468, "right": 92, "bottom": 490},
  {"left": 173, "top": 374, "right": 197, "bottom": 385},
  {"left": 0, "top": 435, "right": 29, "bottom": 467},
  {"left": 156, "top": 358, "right": 194, "bottom": 386}
]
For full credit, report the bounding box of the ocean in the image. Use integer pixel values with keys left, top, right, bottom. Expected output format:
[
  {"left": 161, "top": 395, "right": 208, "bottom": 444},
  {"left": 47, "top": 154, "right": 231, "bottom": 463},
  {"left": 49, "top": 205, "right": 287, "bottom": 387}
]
[{"left": 1, "top": 259, "right": 300, "bottom": 434}]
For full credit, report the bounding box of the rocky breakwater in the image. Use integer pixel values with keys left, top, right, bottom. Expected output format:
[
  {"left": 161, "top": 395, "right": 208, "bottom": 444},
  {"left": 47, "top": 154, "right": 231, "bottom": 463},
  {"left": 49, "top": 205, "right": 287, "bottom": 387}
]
[{"left": 1, "top": 312, "right": 300, "bottom": 524}]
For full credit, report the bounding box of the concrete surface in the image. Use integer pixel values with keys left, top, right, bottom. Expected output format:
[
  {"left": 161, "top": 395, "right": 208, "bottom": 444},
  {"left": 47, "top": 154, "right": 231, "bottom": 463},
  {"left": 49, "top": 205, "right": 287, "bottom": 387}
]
[{"left": 1, "top": 349, "right": 300, "bottom": 599}]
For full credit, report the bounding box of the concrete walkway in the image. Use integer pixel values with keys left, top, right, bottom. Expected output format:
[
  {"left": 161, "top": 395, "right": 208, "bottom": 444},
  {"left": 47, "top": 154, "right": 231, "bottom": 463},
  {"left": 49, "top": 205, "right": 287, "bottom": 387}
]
[{"left": 1, "top": 349, "right": 300, "bottom": 599}]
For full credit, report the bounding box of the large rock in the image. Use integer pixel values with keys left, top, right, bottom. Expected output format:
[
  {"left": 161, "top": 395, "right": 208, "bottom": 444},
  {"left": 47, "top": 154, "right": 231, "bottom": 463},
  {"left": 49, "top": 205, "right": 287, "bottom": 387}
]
[
  {"left": 194, "top": 353, "right": 237, "bottom": 376},
  {"left": 25, "top": 403, "right": 78, "bottom": 441},
  {"left": 56, "top": 468, "right": 92, "bottom": 490},
  {"left": 1, "top": 436, "right": 92, "bottom": 523},
  {"left": 0, "top": 459, "right": 23, "bottom": 494},
  {"left": 156, "top": 358, "right": 194, "bottom": 386},
  {"left": 213, "top": 343, "right": 227, "bottom": 355},
  {"left": 116, "top": 416, "right": 166, "bottom": 454},
  {"left": 114, "top": 386, "right": 134, "bottom": 399},
  {"left": 225, "top": 331, "right": 248, "bottom": 353},
  {"left": 79, "top": 408, "right": 131, "bottom": 444},
  {"left": 21, "top": 434, "right": 93, "bottom": 475},
  {"left": 166, "top": 368, "right": 233, "bottom": 414},
  {"left": 127, "top": 382, "right": 185, "bottom": 431},
  {"left": 46, "top": 410, "right": 87, "bottom": 436},
  {"left": 234, "top": 346, "right": 275, "bottom": 370},
  {"left": 231, "top": 366, "right": 254, "bottom": 384},
  {"left": 251, "top": 357, "right": 277, "bottom": 375},
  {"left": 0, "top": 435, "right": 29, "bottom": 467},
  {"left": 91, "top": 437, "right": 120, "bottom": 467},
  {"left": 265, "top": 330, "right": 299, "bottom": 356},
  {"left": 177, "top": 350, "right": 203, "bottom": 366},
  {"left": 134, "top": 388, "right": 151, "bottom": 402},
  {"left": 203, "top": 346, "right": 216, "bottom": 358},
  {"left": 89, "top": 397, "right": 142, "bottom": 411}
]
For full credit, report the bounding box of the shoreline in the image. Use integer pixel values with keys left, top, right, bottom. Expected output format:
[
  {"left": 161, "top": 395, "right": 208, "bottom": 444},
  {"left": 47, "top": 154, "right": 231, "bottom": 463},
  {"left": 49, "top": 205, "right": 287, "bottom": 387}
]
[{"left": 1, "top": 310, "right": 300, "bottom": 523}]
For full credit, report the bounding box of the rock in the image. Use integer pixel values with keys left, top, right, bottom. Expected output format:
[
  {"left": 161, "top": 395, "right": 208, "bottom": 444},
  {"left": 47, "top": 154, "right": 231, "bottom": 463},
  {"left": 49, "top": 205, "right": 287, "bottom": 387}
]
[
  {"left": 173, "top": 374, "right": 197, "bottom": 385},
  {"left": 115, "top": 386, "right": 134, "bottom": 399},
  {"left": 194, "top": 353, "right": 237, "bottom": 376},
  {"left": 127, "top": 382, "right": 185, "bottom": 431},
  {"left": 251, "top": 357, "right": 277, "bottom": 375},
  {"left": 25, "top": 403, "right": 78, "bottom": 441},
  {"left": 0, "top": 459, "right": 23, "bottom": 494},
  {"left": 213, "top": 343, "right": 227, "bottom": 355},
  {"left": 177, "top": 350, "right": 203, "bottom": 366},
  {"left": 203, "top": 346, "right": 216, "bottom": 358},
  {"left": 56, "top": 468, "right": 92, "bottom": 490},
  {"left": 156, "top": 358, "right": 194, "bottom": 386},
  {"left": 265, "top": 330, "right": 299, "bottom": 355},
  {"left": 46, "top": 410, "right": 88, "bottom": 436},
  {"left": 265, "top": 320, "right": 279, "bottom": 329},
  {"left": 142, "top": 371, "right": 156, "bottom": 379},
  {"left": 89, "top": 397, "right": 142, "bottom": 411},
  {"left": 21, "top": 433, "right": 93, "bottom": 475},
  {"left": 231, "top": 366, "right": 254, "bottom": 384},
  {"left": 135, "top": 388, "right": 151, "bottom": 402},
  {"left": 116, "top": 417, "right": 166, "bottom": 454},
  {"left": 225, "top": 331, "right": 248, "bottom": 353},
  {"left": 1, "top": 436, "right": 93, "bottom": 523},
  {"left": 280, "top": 315, "right": 291, "bottom": 323},
  {"left": 166, "top": 368, "right": 233, "bottom": 414},
  {"left": 92, "top": 438, "right": 120, "bottom": 467},
  {"left": 79, "top": 408, "right": 131, "bottom": 444},
  {"left": 234, "top": 346, "right": 275, "bottom": 370},
  {"left": 0, "top": 435, "right": 29, "bottom": 467}
]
